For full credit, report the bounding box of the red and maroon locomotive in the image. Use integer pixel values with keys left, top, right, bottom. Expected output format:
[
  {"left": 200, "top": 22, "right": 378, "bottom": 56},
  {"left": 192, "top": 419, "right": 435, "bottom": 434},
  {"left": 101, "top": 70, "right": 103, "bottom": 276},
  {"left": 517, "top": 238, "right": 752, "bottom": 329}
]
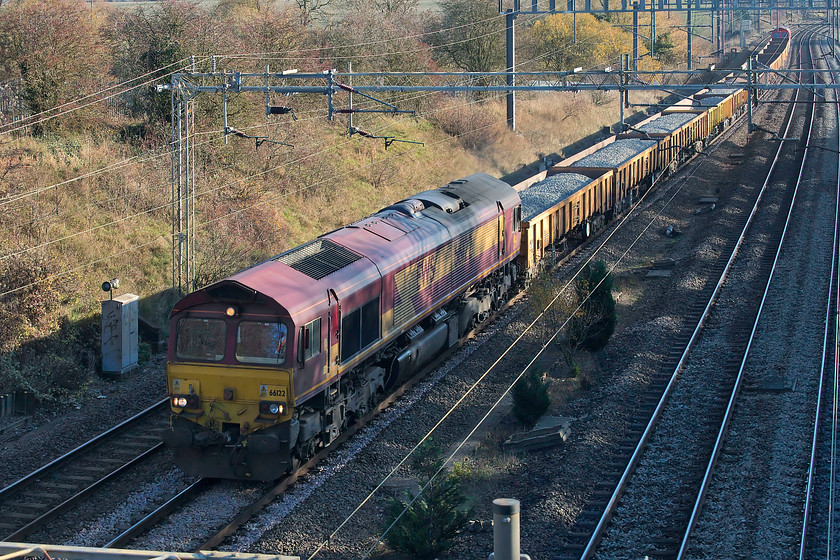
[{"left": 163, "top": 173, "right": 521, "bottom": 480}]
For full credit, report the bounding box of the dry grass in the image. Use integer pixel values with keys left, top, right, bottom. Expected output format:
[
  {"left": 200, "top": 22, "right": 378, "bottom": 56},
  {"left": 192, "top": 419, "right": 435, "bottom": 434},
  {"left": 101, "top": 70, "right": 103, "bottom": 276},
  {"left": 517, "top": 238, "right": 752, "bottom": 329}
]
[{"left": 0, "top": 84, "right": 654, "bottom": 399}]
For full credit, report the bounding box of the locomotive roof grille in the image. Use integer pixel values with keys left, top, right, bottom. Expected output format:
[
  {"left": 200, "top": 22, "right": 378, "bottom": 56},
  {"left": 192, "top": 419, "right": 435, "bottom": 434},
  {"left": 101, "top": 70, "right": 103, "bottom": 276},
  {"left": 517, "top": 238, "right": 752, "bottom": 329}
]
[{"left": 275, "top": 239, "right": 363, "bottom": 280}]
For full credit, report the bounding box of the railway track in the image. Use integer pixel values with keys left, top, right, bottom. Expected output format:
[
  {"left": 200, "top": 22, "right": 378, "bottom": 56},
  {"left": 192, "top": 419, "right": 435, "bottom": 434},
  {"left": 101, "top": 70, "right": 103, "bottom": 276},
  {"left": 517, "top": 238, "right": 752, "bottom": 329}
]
[
  {"left": 84, "top": 52, "right": 787, "bottom": 557},
  {"left": 0, "top": 33, "right": 801, "bottom": 560},
  {"left": 96, "top": 305, "right": 521, "bottom": 550},
  {"left": 782, "top": 31, "right": 839, "bottom": 560},
  {"left": 0, "top": 399, "right": 170, "bottom": 541},
  {"left": 553, "top": 26, "right": 834, "bottom": 560},
  {"left": 673, "top": 27, "right": 836, "bottom": 559}
]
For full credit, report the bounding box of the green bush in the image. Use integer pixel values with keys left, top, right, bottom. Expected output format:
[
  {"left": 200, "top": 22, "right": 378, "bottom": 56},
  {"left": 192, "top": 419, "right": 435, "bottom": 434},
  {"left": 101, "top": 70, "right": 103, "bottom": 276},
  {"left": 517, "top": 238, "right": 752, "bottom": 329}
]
[
  {"left": 383, "top": 440, "right": 472, "bottom": 558},
  {"left": 568, "top": 261, "right": 616, "bottom": 352},
  {"left": 512, "top": 369, "right": 551, "bottom": 427}
]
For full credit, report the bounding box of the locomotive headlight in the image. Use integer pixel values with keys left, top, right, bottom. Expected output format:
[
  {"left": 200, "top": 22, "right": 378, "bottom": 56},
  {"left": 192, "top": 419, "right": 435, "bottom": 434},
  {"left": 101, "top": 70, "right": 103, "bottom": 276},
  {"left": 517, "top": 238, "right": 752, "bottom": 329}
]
[
  {"left": 259, "top": 401, "right": 285, "bottom": 416},
  {"left": 173, "top": 396, "right": 188, "bottom": 408}
]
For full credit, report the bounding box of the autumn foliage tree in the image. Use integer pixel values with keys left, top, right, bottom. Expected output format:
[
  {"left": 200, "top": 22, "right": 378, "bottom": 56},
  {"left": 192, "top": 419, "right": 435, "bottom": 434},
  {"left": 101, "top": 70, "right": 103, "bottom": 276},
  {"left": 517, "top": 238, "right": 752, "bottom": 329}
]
[
  {"left": 0, "top": 0, "right": 109, "bottom": 134},
  {"left": 528, "top": 13, "right": 641, "bottom": 72}
]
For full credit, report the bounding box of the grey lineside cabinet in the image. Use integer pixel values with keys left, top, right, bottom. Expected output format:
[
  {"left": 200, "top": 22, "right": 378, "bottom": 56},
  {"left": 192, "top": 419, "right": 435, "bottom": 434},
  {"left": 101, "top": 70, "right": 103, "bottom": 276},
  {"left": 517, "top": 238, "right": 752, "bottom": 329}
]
[{"left": 101, "top": 293, "right": 139, "bottom": 377}]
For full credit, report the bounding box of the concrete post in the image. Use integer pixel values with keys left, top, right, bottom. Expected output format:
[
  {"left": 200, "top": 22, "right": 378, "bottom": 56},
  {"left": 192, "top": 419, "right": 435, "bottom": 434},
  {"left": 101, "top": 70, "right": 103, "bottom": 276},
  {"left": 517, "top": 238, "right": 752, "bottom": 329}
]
[{"left": 492, "top": 498, "right": 521, "bottom": 560}]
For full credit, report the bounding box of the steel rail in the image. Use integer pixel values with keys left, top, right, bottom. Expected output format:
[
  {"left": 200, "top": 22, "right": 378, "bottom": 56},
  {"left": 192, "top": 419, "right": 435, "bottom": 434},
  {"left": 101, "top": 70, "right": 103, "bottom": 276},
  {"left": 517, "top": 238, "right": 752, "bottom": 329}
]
[
  {"left": 831, "top": 217, "right": 840, "bottom": 559},
  {"left": 103, "top": 477, "right": 211, "bottom": 549},
  {"left": 675, "top": 27, "right": 822, "bottom": 559},
  {"left": 4, "top": 443, "right": 165, "bottom": 541},
  {"left": 576, "top": 27, "right": 813, "bottom": 560},
  {"left": 799, "top": 33, "right": 840, "bottom": 560},
  {"left": 0, "top": 398, "right": 169, "bottom": 540},
  {"left": 0, "top": 398, "right": 168, "bottom": 498}
]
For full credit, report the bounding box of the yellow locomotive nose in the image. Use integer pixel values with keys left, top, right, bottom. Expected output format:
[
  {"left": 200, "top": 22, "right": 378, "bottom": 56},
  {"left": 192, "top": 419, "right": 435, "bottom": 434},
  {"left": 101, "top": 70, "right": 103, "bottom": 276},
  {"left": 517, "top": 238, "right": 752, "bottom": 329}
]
[{"left": 164, "top": 363, "right": 295, "bottom": 480}]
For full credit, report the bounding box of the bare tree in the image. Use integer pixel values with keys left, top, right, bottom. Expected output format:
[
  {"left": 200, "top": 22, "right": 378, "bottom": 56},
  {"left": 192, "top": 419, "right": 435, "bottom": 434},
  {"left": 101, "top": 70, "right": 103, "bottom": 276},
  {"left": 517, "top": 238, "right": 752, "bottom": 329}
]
[
  {"left": 0, "top": 0, "right": 109, "bottom": 134},
  {"left": 345, "top": 0, "right": 418, "bottom": 16},
  {"left": 104, "top": 0, "right": 233, "bottom": 126},
  {"left": 295, "top": 0, "right": 331, "bottom": 26},
  {"left": 430, "top": 0, "right": 505, "bottom": 72}
]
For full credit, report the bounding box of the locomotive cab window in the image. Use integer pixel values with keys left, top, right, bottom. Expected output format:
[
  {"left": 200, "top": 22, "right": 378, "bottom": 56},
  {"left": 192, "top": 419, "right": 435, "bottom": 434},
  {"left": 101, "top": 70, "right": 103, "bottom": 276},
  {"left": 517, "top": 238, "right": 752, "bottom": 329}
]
[
  {"left": 299, "top": 318, "right": 321, "bottom": 362},
  {"left": 236, "top": 321, "right": 288, "bottom": 365},
  {"left": 176, "top": 317, "right": 226, "bottom": 362},
  {"left": 341, "top": 297, "right": 380, "bottom": 362},
  {"left": 513, "top": 205, "right": 521, "bottom": 231}
]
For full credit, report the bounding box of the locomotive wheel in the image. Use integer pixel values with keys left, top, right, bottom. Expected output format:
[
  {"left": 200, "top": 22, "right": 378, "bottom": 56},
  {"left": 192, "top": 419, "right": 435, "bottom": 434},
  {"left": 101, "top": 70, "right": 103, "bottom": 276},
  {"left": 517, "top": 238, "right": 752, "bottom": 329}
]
[
  {"left": 289, "top": 448, "right": 302, "bottom": 472},
  {"left": 369, "top": 388, "right": 383, "bottom": 411},
  {"left": 294, "top": 439, "right": 315, "bottom": 465}
]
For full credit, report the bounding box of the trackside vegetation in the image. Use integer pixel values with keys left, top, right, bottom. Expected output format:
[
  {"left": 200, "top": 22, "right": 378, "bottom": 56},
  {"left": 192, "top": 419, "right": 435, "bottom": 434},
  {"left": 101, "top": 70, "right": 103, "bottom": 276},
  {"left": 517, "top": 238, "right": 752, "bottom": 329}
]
[
  {"left": 0, "top": 0, "right": 702, "bottom": 404},
  {"left": 569, "top": 261, "right": 617, "bottom": 353},
  {"left": 382, "top": 439, "right": 472, "bottom": 558},
  {"left": 512, "top": 368, "right": 552, "bottom": 427}
]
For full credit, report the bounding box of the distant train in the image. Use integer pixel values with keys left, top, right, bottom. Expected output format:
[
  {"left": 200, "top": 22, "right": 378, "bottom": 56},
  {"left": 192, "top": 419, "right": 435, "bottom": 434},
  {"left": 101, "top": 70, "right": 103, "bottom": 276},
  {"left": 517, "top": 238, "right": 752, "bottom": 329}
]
[{"left": 162, "top": 29, "right": 790, "bottom": 481}]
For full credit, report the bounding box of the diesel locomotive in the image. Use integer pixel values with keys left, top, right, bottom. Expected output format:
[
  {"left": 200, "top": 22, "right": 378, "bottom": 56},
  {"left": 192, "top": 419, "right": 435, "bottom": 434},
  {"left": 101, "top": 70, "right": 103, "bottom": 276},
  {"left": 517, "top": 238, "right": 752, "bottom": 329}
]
[{"left": 163, "top": 173, "right": 522, "bottom": 480}]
